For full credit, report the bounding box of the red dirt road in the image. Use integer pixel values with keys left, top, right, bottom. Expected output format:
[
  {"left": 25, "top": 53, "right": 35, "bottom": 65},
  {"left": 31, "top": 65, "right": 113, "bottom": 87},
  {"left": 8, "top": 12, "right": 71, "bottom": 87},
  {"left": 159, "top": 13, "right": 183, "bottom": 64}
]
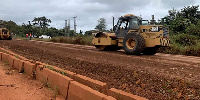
[
  {"left": 0, "top": 61, "right": 64, "bottom": 100},
  {"left": 0, "top": 39, "right": 200, "bottom": 100}
]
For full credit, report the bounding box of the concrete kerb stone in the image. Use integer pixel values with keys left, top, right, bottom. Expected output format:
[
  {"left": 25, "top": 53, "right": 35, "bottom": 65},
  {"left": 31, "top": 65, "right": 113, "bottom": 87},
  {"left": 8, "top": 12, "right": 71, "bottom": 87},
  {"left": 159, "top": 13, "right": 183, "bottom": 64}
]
[
  {"left": 2, "top": 53, "right": 9, "bottom": 63},
  {"left": 18, "top": 55, "right": 29, "bottom": 61},
  {"left": 53, "top": 66, "right": 76, "bottom": 78},
  {"left": 47, "top": 68, "right": 73, "bottom": 98},
  {"left": 23, "top": 61, "right": 36, "bottom": 76},
  {"left": 35, "top": 61, "right": 76, "bottom": 78},
  {"left": 1, "top": 52, "right": 24, "bottom": 71},
  {"left": 0, "top": 49, "right": 147, "bottom": 100},
  {"left": 7, "top": 55, "right": 14, "bottom": 67},
  {"left": 103, "top": 96, "right": 117, "bottom": 100},
  {"left": 0, "top": 52, "right": 2, "bottom": 61},
  {"left": 13, "top": 57, "right": 24, "bottom": 72},
  {"left": 35, "top": 65, "right": 47, "bottom": 83},
  {"left": 6, "top": 50, "right": 15, "bottom": 56},
  {"left": 35, "top": 61, "right": 46, "bottom": 66},
  {"left": 0, "top": 49, "right": 22, "bottom": 61},
  {"left": 107, "top": 88, "right": 148, "bottom": 100},
  {"left": 67, "top": 81, "right": 115, "bottom": 100},
  {"left": 0, "top": 48, "right": 13, "bottom": 55},
  {"left": 35, "top": 65, "right": 73, "bottom": 98},
  {"left": 0, "top": 47, "right": 7, "bottom": 52},
  {"left": 73, "top": 74, "right": 108, "bottom": 94}
]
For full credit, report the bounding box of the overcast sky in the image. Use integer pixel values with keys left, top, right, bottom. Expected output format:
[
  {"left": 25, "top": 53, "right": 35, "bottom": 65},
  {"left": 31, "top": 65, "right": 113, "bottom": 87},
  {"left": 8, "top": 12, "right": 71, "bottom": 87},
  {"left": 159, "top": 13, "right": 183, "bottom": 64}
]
[{"left": 0, "top": 0, "right": 199, "bottom": 33}]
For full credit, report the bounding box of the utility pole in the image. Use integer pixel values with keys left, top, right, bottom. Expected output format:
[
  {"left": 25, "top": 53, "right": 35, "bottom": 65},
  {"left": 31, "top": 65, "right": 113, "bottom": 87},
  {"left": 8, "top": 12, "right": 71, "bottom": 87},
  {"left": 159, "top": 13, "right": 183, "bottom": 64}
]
[
  {"left": 65, "top": 20, "right": 67, "bottom": 36},
  {"left": 73, "top": 16, "right": 77, "bottom": 33},
  {"left": 68, "top": 19, "right": 70, "bottom": 37},
  {"left": 112, "top": 16, "right": 114, "bottom": 31},
  {"left": 150, "top": 15, "right": 156, "bottom": 25}
]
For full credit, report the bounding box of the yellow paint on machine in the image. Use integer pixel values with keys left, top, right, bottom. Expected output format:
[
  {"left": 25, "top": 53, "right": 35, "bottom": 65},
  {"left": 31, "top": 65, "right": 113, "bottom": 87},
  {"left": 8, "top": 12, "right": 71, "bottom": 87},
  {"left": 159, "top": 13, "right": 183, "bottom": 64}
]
[
  {"left": 92, "top": 38, "right": 117, "bottom": 45},
  {"left": 0, "top": 28, "right": 11, "bottom": 39},
  {"left": 93, "top": 36, "right": 170, "bottom": 47}
]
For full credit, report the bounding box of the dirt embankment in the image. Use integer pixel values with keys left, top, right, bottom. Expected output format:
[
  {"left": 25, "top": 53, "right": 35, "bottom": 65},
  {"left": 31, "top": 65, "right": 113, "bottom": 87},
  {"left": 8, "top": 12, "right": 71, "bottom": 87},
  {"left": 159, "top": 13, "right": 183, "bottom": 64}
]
[
  {"left": 0, "top": 61, "right": 64, "bottom": 100},
  {"left": 0, "top": 39, "right": 200, "bottom": 100}
]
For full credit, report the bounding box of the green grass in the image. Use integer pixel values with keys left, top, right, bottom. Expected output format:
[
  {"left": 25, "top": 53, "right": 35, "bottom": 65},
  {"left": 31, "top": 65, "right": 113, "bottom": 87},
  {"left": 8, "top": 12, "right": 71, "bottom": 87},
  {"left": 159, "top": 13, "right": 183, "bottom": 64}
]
[
  {"left": 43, "top": 81, "right": 51, "bottom": 88},
  {"left": 16, "top": 36, "right": 51, "bottom": 41},
  {"left": 53, "top": 86, "right": 59, "bottom": 99},
  {"left": 50, "top": 36, "right": 93, "bottom": 45},
  {"left": 14, "top": 55, "right": 19, "bottom": 58},
  {"left": 44, "top": 65, "right": 68, "bottom": 76},
  {"left": 15, "top": 35, "right": 25, "bottom": 40},
  {"left": 44, "top": 65, "right": 54, "bottom": 70},
  {"left": 0, "top": 49, "right": 6, "bottom": 53}
]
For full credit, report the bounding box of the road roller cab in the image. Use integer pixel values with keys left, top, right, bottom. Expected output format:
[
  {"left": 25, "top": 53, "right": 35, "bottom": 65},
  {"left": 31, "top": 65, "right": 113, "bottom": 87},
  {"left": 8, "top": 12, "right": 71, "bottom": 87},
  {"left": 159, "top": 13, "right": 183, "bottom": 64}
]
[{"left": 92, "top": 14, "right": 170, "bottom": 55}]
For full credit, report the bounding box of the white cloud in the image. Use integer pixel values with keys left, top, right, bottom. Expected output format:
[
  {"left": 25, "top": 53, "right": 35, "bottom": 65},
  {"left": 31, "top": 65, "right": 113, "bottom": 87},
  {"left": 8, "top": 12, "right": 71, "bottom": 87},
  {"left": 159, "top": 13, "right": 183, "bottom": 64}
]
[{"left": 0, "top": 0, "right": 199, "bottom": 32}]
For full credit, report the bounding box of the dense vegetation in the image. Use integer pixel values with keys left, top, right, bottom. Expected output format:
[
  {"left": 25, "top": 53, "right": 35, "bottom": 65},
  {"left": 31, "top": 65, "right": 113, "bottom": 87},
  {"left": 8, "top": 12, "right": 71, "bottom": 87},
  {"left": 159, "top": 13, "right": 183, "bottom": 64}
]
[
  {"left": 158, "top": 5, "right": 200, "bottom": 56},
  {"left": 50, "top": 36, "right": 93, "bottom": 45},
  {"left": 0, "top": 16, "right": 81, "bottom": 37}
]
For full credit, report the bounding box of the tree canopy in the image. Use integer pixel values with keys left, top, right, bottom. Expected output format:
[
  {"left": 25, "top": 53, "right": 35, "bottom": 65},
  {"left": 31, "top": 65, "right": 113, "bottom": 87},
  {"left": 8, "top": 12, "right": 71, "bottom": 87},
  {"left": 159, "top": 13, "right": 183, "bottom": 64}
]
[
  {"left": 32, "top": 16, "right": 52, "bottom": 28},
  {"left": 161, "top": 5, "right": 200, "bottom": 36},
  {"left": 95, "top": 18, "right": 107, "bottom": 31}
]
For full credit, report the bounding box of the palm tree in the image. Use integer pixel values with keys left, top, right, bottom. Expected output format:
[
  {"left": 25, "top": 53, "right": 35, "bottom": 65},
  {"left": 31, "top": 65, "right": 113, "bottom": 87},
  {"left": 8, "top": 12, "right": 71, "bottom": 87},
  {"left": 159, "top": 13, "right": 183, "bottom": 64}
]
[{"left": 32, "top": 16, "right": 52, "bottom": 34}]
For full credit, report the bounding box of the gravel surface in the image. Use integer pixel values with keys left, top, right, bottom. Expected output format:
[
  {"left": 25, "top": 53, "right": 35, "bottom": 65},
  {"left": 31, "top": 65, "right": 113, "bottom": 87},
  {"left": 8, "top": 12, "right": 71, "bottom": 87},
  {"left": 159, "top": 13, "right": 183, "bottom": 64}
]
[{"left": 0, "top": 39, "right": 200, "bottom": 100}]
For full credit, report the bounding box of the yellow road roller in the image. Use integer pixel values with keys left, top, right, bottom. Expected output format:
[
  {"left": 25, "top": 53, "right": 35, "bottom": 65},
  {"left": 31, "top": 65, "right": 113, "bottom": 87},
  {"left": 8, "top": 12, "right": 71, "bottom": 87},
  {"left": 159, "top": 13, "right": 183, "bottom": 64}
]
[{"left": 92, "top": 14, "right": 170, "bottom": 55}]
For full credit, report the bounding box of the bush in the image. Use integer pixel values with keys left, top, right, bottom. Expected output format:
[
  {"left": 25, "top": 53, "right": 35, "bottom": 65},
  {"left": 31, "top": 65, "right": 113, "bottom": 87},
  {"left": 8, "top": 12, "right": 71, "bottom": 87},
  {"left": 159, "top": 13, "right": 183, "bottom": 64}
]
[
  {"left": 172, "top": 34, "right": 198, "bottom": 46},
  {"left": 50, "top": 36, "right": 93, "bottom": 45},
  {"left": 158, "top": 34, "right": 200, "bottom": 56},
  {"left": 185, "top": 22, "right": 200, "bottom": 38}
]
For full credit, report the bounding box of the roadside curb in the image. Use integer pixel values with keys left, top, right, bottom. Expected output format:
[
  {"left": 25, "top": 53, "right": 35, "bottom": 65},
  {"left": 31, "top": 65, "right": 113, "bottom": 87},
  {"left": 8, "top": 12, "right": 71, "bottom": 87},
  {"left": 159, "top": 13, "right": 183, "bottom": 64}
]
[{"left": 0, "top": 48, "right": 148, "bottom": 100}]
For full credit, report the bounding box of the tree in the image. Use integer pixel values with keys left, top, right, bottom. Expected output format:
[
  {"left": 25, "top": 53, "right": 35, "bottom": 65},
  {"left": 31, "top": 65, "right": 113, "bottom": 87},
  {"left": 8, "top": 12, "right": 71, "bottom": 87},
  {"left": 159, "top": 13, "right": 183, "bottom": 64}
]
[
  {"left": 6, "top": 21, "right": 18, "bottom": 33},
  {"left": 95, "top": 18, "right": 107, "bottom": 31},
  {"left": 32, "top": 16, "right": 51, "bottom": 28},
  {"left": 21, "top": 22, "right": 33, "bottom": 36},
  {"left": 58, "top": 29, "right": 65, "bottom": 36},
  {"left": 84, "top": 30, "right": 92, "bottom": 36},
  {"left": 178, "top": 5, "right": 200, "bottom": 24},
  {"left": 45, "top": 27, "right": 58, "bottom": 37},
  {"left": 161, "top": 8, "right": 177, "bottom": 25},
  {"left": 161, "top": 5, "right": 200, "bottom": 35},
  {"left": 185, "top": 20, "right": 200, "bottom": 38},
  {"left": 32, "top": 16, "right": 52, "bottom": 34},
  {"left": 170, "top": 17, "right": 191, "bottom": 34}
]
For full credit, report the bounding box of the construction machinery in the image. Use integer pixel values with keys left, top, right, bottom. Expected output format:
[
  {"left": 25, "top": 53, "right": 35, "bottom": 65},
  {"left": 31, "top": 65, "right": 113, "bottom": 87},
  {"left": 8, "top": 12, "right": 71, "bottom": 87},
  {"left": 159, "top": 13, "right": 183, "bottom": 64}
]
[
  {"left": 92, "top": 14, "right": 170, "bottom": 55},
  {"left": 0, "top": 24, "right": 12, "bottom": 40}
]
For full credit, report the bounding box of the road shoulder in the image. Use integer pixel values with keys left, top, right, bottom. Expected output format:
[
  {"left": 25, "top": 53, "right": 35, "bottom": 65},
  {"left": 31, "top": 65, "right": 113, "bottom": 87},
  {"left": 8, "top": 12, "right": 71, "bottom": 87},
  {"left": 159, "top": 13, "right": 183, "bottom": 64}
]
[{"left": 0, "top": 61, "right": 64, "bottom": 100}]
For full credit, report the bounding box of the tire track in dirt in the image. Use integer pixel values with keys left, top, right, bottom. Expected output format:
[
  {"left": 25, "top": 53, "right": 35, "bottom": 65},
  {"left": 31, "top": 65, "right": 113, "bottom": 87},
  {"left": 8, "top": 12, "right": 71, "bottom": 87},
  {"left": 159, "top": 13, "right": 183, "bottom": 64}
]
[{"left": 0, "top": 39, "right": 200, "bottom": 100}]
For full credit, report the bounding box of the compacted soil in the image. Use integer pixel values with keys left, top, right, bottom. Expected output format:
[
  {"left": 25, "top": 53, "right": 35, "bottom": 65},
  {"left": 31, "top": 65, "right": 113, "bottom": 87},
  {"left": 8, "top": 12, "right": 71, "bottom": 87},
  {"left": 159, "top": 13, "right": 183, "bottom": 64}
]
[
  {"left": 0, "top": 61, "right": 64, "bottom": 100},
  {"left": 0, "top": 39, "right": 200, "bottom": 100}
]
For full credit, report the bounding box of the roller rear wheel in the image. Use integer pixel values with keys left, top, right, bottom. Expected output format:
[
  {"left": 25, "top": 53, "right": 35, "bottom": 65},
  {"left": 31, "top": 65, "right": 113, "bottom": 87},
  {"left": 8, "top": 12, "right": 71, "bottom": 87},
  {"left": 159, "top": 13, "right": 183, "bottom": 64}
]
[{"left": 123, "top": 33, "right": 145, "bottom": 55}]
